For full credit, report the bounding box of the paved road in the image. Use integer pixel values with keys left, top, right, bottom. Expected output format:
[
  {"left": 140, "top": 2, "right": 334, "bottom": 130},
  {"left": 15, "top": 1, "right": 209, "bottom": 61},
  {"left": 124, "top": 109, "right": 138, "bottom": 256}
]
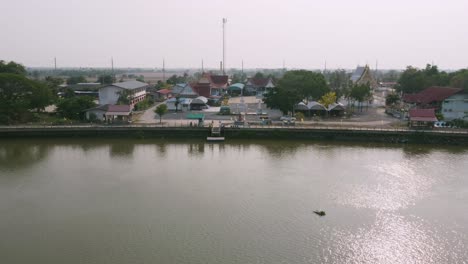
[{"left": 136, "top": 103, "right": 161, "bottom": 123}]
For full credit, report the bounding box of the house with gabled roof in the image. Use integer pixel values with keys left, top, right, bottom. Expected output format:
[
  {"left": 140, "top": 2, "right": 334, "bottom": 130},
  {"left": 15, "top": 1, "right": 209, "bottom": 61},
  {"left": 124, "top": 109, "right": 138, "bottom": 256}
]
[
  {"left": 85, "top": 104, "right": 132, "bottom": 122},
  {"left": 207, "top": 74, "right": 229, "bottom": 96},
  {"left": 402, "top": 86, "right": 462, "bottom": 110},
  {"left": 409, "top": 108, "right": 437, "bottom": 128},
  {"left": 191, "top": 73, "right": 229, "bottom": 98},
  {"left": 191, "top": 75, "right": 212, "bottom": 98},
  {"left": 245, "top": 76, "right": 275, "bottom": 96},
  {"left": 171, "top": 83, "right": 198, "bottom": 98}
]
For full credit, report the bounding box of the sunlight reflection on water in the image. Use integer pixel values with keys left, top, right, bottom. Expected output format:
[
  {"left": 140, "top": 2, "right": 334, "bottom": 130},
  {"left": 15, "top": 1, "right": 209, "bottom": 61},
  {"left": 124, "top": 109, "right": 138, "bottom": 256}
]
[
  {"left": 326, "top": 153, "right": 467, "bottom": 263},
  {"left": 333, "top": 160, "right": 434, "bottom": 211},
  {"left": 322, "top": 212, "right": 468, "bottom": 264}
]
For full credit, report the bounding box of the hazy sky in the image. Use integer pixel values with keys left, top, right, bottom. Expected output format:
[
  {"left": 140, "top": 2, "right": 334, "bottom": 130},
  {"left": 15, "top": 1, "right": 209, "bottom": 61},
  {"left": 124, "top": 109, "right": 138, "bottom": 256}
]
[{"left": 1, "top": 0, "right": 467, "bottom": 69}]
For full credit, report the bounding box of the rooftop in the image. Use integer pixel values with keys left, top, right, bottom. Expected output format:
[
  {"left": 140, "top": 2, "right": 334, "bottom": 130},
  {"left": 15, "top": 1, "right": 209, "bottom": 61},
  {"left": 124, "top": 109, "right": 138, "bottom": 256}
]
[
  {"left": 403, "top": 87, "right": 462, "bottom": 104},
  {"left": 409, "top": 108, "right": 438, "bottom": 122},
  {"left": 111, "top": 80, "right": 148, "bottom": 90}
]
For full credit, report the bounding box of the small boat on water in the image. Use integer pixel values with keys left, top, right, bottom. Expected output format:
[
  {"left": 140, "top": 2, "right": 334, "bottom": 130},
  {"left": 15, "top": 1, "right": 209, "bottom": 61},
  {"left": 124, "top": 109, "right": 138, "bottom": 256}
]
[{"left": 313, "top": 210, "right": 326, "bottom": 216}]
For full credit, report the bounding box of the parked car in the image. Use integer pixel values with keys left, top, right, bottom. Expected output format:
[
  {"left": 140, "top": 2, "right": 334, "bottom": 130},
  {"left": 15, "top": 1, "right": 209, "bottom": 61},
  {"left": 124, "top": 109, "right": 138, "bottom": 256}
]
[
  {"left": 280, "top": 116, "right": 296, "bottom": 121},
  {"left": 434, "top": 121, "right": 452, "bottom": 128}
]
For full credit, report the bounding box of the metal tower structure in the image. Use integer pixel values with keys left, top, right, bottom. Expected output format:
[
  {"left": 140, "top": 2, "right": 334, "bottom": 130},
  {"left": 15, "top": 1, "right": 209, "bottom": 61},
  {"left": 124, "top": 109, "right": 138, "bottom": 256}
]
[{"left": 222, "top": 18, "right": 227, "bottom": 75}]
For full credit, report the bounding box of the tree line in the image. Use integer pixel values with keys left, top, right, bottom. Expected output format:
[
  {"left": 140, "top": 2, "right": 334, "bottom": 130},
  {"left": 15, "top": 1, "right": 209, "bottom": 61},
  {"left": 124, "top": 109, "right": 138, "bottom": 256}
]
[
  {"left": 397, "top": 64, "right": 468, "bottom": 93},
  {"left": 0, "top": 60, "right": 98, "bottom": 124}
]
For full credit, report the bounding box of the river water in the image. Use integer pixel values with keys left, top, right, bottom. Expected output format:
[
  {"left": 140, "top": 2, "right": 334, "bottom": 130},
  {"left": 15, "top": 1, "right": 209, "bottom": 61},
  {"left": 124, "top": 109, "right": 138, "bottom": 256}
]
[{"left": 1, "top": 139, "right": 467, "bottom": 263}]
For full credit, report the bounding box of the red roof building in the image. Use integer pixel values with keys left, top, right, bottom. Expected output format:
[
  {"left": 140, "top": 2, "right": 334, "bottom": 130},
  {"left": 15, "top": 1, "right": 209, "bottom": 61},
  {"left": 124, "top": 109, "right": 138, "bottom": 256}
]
[
  {"left": 408, "top": 108, "right": 437, "bottom": 128},
  {"left": 156, "top": 89, "right": 172, "bottom": 95},
  {"left": 403, "top": 87, "right": 462, "bottom": 108},
  {"left": 192, "top": 73, "right": 229, "bottom": 98}
]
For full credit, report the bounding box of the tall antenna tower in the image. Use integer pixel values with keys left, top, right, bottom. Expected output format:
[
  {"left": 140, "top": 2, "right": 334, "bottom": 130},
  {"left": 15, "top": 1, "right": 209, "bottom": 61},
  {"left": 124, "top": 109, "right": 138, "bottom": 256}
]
[
  {"left": 222, "top": 18, "right": 227, "bottom": 75},
  {"left": 241, "top": 59, "right": 244, "bottom": 74},
  {"left": 375, "top": 60, "right": 378, "bottom": 78},
  {"left": 54, "top": 57, "right": 57, "bottom": 71},
  {"left": 162, "top": 58, "right": 166, "bottom": 82},
  {"left": 202, "top": 59, "right": 204, "bottom": 73}
]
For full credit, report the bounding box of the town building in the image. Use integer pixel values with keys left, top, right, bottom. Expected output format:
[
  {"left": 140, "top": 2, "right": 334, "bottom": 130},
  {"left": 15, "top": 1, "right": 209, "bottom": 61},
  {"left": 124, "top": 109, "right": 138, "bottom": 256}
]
[
  {"left": 207, "top": 74, "right": 229, "bottom": 96},
  {"left": 151, "top": 88, "right": 173, "bottom": 101},
  {"left": 98, "top": 80, "right": 148, "bottom": 108},
  {"left": 402, "top": 87, "right": 462, "bottom": 110},
  {"left": 191, "top": 75, "right": 212, "bottom": 98},
  {"left": 171, "top": 83, "right": 199, "bottom": 98},
  {"left": 166, "top": 97, "right": 192, "bottom": 112},
  {"left": 441, "top": 92, "right": 468, "bottom": 121},
  {"left": 245, "top": 76, "right": 275, "bottom": 96},
  {"left": 408, "top": 108, "right": 437, "bottom": 128},
  {"left": 350, "top": 65, "right": 377, "bottom": 89},
  {"left": 85, "top": 104, "right": 132, "bottom": 123}
]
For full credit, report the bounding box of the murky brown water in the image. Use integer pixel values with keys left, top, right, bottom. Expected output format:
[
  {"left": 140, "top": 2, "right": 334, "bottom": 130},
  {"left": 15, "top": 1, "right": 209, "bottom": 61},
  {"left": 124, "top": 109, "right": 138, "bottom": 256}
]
[{"left": 1, "top": 139, "right": 467, "bottom": 263}]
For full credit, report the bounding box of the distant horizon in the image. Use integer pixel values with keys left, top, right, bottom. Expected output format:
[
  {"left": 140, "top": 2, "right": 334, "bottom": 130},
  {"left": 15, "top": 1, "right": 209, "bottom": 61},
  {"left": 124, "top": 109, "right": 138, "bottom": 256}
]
[
  {"left": 2, "top": 0, "right": 467, "bottom": 70},
  {"left": 24, "top": 65, "right": 466, "bottom": 72}
]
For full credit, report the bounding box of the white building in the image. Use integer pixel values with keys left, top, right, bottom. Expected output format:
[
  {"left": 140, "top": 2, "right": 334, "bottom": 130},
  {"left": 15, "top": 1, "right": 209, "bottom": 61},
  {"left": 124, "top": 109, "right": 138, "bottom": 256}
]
[
  {"left": 98, "top": 80, "right": 148, "bottom": 108},
  {"left": 166, "top": 98, "right": 192, "bottom": 112},
  {"left": 442, "top": 93, "right": 468, "bottom": 121}
]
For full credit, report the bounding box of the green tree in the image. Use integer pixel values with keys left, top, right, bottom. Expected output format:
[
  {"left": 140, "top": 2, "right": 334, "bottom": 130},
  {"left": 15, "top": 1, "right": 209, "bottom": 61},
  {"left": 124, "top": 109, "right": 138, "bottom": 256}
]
[
  {"left": 0, "top": 60, "right": 27, "bottom": 75},
  {"left": 397, "top": 66, "right": 425, "bottom": 93},
  {"left": 397, "top": 64, "right": 450, "bottom": 93},
  {"left": 263, "top": 70, "right": 329, "bottom": 114},
  {"left": 136, "top": 75, "right": 145, "bottom": 82},
  {"left": 350, "top": 83, "right": 371, "bottom": 112},
  {"left": 253, "top": 72, "right": 265, "bottom": 79},
  {"left": 117, "top": 89, "right": 132, "bottom": 105},
  {"left": 44, "top": 76, "right": 63, "bottom": 101},
  {"left": 56, "top": 96, "right": 96, "bottom": 120},
  {"left": 0, "top": 73, "right": 37, "bottom": 124},
  {"left": 319, "top": 92, "right": 337, "bottom": 109},
  {"left": 97, "top": 74, "right": 115, "bottom": 84},
  {"left": 450, "top": 69, "right": 468, "bottom": 92},
  {"left": 325, "top": 69, "right": 349, "bottom": 99},
  {"left": 385, "top": 92, "right": 400, "bottom": 106},
  {"left": 30, "top": 82, "right": 53, "bottom": 112},
  {"left": 231, "top": 71, "right": 247, "bottom": 83},
  {"left": 66, "top": 75, "right": 87, "bottom": 85},
  {"left": 154, "top": 104, "right": 168, "bottom": 123},
  {"left": 166, "top": 74, "right": 187, "bottom": 85}
]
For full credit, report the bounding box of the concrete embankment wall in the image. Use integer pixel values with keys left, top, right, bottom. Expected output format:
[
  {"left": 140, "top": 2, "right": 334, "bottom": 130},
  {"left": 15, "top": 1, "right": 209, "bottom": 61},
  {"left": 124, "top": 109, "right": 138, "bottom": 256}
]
[
  {"left": 0, "top": 126, "right": 467, "bottom": 145},
  {"left": 225, "top": 128, "right": 468, "bottom": 145},
  {"left": 0, "top": 127, "right": 209, "bottom": 139}
]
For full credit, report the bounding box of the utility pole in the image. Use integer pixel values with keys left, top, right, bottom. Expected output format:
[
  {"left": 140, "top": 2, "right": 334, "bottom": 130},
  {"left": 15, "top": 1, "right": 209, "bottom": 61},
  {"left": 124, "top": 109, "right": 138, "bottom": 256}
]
[
  {"left": 222, "top": 18, "right": 227, "bottom": 75},
  {"left": 241, "top": 59, "right": 244, "bottom": 74},
  {"left": 202, "top": 59, "right": 204, "bottom": 73},
  {"left": 54, "top": 57, "right": 57, "bottom": 76},
  {"left": 375, "top": 60, "right": 378, "bottom": 82},
  {"left": 111, "top": 57, "right": 114, "bottom": 73}
]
